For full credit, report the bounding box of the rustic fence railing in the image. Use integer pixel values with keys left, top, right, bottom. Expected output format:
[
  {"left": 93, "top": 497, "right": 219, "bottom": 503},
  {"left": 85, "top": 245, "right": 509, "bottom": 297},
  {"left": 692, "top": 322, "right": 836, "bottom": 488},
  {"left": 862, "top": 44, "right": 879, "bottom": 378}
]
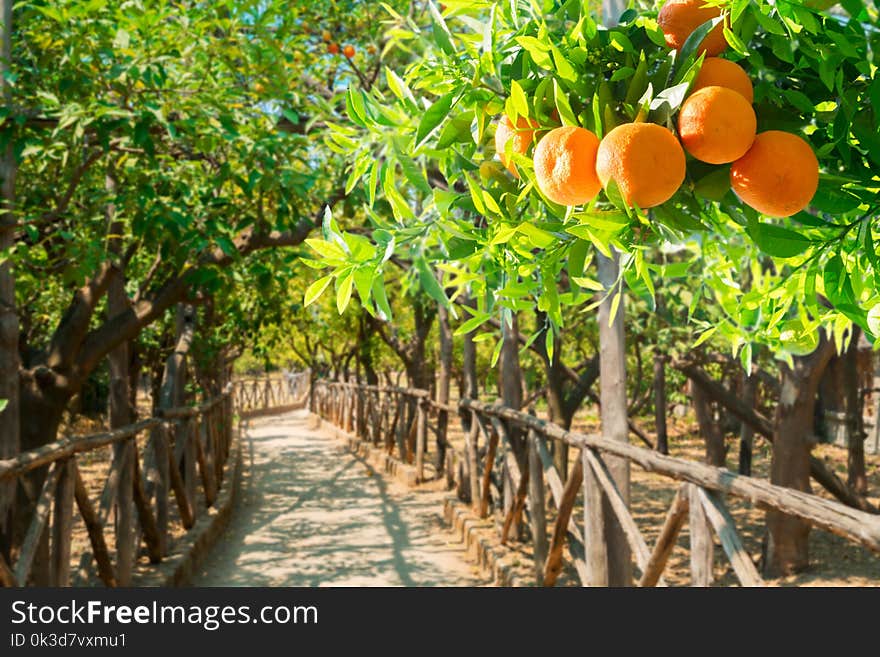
[
  {"left": 311, "top": 381, "right": 432, "bottom": 481},
  {"left": 0, "top": 371, "right": 309, "bottom": 587},
  {"left": 312, "top": 380, "right": 880, "bottom": 587}
]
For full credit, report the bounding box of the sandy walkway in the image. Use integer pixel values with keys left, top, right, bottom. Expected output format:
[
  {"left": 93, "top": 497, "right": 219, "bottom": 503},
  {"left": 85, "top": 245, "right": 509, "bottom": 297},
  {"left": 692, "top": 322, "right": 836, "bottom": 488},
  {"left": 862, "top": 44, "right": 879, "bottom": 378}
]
[{"left": 192, "top": 410, "right": 487, "bottom": 587}]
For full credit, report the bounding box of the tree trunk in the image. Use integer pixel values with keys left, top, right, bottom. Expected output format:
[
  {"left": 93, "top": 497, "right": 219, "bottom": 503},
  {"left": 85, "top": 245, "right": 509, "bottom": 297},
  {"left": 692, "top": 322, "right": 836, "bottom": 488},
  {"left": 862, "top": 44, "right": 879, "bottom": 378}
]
[
  {"left": 460, "top": 296, "right": 478, "bottom": 425},
  {"left": 692, "top": 381, "right": 725, "bottom": 467},
  {"left": 0, "top": 0, "right": 19, "bottom": 560},
  {"left": 594, "top": 250, "right": 632, "bottom": 586},
  {"left": 435, "top": 304, "right": 452, "bottom": 474},
  {"left": 765, "top": 340, "right": 834, "bottom": 576},
  {"left": 106, "top": 169, "right": 133, "bottom": 428},
  {"left": 739, "top": 371, "right": 755, "bottom": 476},
  {"left": 843, "top": 333, "right": 867, "bottom": 495},
  {"left": 654, "top": 352, "right": 668, "bottom": 455}
]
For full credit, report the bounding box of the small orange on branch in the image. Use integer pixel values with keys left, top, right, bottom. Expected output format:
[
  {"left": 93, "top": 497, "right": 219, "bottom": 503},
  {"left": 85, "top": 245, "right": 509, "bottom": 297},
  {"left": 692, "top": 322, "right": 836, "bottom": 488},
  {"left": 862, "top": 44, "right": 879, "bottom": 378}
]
[{"left": 494, "top": 115, "right": 538, "bottom": 178}]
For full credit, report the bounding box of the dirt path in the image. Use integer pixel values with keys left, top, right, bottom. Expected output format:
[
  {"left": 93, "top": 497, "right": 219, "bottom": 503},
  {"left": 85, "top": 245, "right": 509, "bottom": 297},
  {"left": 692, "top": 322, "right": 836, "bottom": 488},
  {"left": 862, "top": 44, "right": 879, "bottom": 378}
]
[{"left": 192, "top": 410, "right": 488, "bottom": 587}]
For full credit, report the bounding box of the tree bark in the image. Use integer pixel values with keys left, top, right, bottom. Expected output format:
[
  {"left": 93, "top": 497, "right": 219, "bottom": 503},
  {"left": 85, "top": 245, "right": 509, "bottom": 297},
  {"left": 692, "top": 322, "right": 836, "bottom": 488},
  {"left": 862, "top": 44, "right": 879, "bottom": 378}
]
[
  {"left": 765, "top": 339, "right": 835, "bottom": 576},
  {"left": 654, "top": 352, "right": 668, "bottom": 455},
  {"left": 595, "top": 251, "right": 631, "bottom": 586},
  {"left": 0, "top": 0, "right": 19, "bottom": 560},
  {"left": 692, "top": 380, "right": 725, "bottom": 467},
  {"left": 843, "top": 333, "right": 867, "bottom": 495},
  {"left": 739, "top": 371, "right": 755, "bottom": 476},
  {"left": 435, "top": 304, "right": 452, "bottom": 474}
]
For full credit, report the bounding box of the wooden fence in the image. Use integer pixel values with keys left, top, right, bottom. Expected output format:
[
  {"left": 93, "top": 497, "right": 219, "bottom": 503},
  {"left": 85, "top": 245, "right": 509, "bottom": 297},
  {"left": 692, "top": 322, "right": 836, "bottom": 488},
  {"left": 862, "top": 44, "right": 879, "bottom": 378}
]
[
  {"left": 312, "top": 380, "right": 880, "bottom": 587},
  {"left": 0, "top": 371, "right": 310, "bottom": 587},
  {"left": 311, "top": 381, "right": 433, "bottom": 482}
]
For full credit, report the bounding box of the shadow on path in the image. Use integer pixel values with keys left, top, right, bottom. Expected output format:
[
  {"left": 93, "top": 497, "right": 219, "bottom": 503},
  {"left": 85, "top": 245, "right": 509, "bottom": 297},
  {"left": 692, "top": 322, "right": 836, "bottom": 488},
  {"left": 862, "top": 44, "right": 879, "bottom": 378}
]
[{"left": 192, "top": 410, "right": 486, "bottom": 587}]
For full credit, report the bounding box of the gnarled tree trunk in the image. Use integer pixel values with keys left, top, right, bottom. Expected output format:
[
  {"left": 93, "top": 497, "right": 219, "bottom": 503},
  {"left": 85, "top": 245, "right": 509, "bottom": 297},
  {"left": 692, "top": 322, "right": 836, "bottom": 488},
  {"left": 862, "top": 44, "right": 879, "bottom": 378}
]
[
  {"left": 0, "top": 0, "right": 19, "bottom": 561},
  {"left": 765, "top": 338, "right": 835, "bottom": 576}
]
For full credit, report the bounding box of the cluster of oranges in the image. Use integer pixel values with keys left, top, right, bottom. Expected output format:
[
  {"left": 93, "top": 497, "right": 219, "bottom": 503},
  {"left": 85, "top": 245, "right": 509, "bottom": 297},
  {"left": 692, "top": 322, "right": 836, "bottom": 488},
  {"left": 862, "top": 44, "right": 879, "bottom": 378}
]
[
  {"left": 494, "top": 0, "right": 819, "bottom": 219},
  {"left": 322, "top": 30, "right": 356, "bottom": 59}
]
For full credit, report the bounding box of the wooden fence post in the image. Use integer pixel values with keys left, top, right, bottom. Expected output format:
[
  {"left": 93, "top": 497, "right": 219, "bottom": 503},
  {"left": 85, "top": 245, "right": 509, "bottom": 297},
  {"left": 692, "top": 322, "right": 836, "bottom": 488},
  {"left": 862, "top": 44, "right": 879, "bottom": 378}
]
[
  {"left": 50, "top": 458, "right": 75, "bottom": 585},
  {"left": 416, "top": 398, "right": 427, "bottom": 483},
  {"left": 115, "top": 439, "right": 135, "bottom": 586},
  {"left": 527, "top": 429, "right": 548, "bottom": 585},
  {"left": 689, "top": 483, "right": 714, "bottom": 586}
]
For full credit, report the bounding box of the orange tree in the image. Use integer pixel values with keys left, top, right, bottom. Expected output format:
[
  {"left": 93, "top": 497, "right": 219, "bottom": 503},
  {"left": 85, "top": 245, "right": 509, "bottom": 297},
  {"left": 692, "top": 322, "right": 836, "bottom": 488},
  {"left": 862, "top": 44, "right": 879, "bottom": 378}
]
[
  {"left": 304, "top": 0, "right": 880, "bottom": 576},
  {"left": 0, "top": 0, "right": 414, "bottom": 565}
]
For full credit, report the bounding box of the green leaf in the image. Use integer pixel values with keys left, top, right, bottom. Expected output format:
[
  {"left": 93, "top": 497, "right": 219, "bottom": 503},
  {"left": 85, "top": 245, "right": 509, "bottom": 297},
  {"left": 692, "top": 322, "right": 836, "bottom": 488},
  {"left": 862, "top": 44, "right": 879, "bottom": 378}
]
[
  {"left": 416, "top": 91, "right": 458, "bottom": 148},
  {"left": 427, "top": 0, "right": 456, "bottom": 54},
  {"left": 517, "top": 223, "right": 556, "bottom": 249},
  {"left": 868, "top": 304, "right": 880, "bottom": 338},
  {"left": 516, "top": 36, "right": 553, "bottom": 69},
  {"left": 304, "top": 275, "right": 333, "bottom": 307},
  {"left": 723, "top": 26, "right": 749, "bottom": 56},
  {"left": 747, "top": 220, "right": 812, "bottom": 258},
  {"left": 694, "top": 167, "right": 731, "bottom": 201},
  {"left": 490, "top": 337, "right": 503, "bottom": 367},
  {"left": 679, "top": 17, "right": 723, "bottom": 67},
  {"left": 0, "top": 399, "right": 6, "bottom": 413},
  {"left": 454, "top": 313, "right": 491, "bottom": 336},
  {"left": 372, "top": 277, "right": 393, "bottom": 321},
  {"left": 336, "top": 272, "right": 354, "bottom": 314},
  {"left": 385, "top": 67, "right": 417, "bottom": 107},
  {"left": 416, "top": 258, "right": 448, "bottom": 307},
  {"left": 568, "top": 238, "right": 589, "bottom": 279},
  {"left": 510, "top": 80, "right": 529, "bottom": 119},
  {"left": 693, "top": 326, "right": 717, "bottom": 348}
]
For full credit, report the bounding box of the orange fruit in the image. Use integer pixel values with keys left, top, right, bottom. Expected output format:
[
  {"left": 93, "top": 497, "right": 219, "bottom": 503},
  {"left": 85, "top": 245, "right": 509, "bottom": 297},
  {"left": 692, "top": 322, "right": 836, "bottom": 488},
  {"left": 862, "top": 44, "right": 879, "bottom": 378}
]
[
  {"left": 678, "top": 86, "right": 756, "bottom": 164},
  {"left": 595, "top": 123, "right": 686, "bottom": 209},
  {"left": 343, "top": 45, "right": 356, "bottom": 58},
  {"left": 322, "top": 30, "right": 332, "bottom": 43},
  {"left": 658, "top": 0, "right": 727, "bottom": 56},
  {"left": 730, "top": 131, "right": 819, "bottom": 217},
  {"left": 494, "top": 115, "right": 538, "bottom": 178},
  {"left": 328, "top": 43, "right": 340, "bottom": 55},
  {"left": 533, "top": 126, "right": 601, "bottom": 206},
  {"left": 691, "top": 57, "right": 753, "bottom": 103}
]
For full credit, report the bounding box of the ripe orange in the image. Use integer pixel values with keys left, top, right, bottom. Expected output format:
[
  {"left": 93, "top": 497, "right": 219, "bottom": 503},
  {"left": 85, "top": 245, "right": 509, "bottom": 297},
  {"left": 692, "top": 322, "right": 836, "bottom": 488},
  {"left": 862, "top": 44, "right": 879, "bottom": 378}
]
[
  {"left": 730, "top": 131, "right": 819, "bottom": 217},
  {"left": 322, "top": 30, "right": 332, "bottom": 43},
  {"left": 658, "top": 0, "right": 727, "bottom": 56},
  {"left": 678, "top": 86, "right": 756, "bottom": 164},
  {"left": 494, "top": 115, "right": 538, "bottom": 178},
  {"left": 533, "top": 126, "right": 601, "bottom": 206},
  {"left": 691, "top": 57, "right": 753, "bottom": 103},
  {"left": 343, "top": 45, "right": 355, "bottom": 58},
  {"left": 595, "top": 123, "right": 686, "bottom": 208},
  {"left": 328, "top": 43, "right": 340, "bottom": 55}
]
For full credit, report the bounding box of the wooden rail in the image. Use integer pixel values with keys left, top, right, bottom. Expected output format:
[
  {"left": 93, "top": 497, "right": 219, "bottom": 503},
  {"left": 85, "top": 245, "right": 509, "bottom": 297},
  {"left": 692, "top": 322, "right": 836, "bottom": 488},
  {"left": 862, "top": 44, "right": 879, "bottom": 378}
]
[
  {"left": 311, "top": 381, "right": 432, "bottom": 481},
  {"left": 313, "top": 380, "right": 880, "bottom": 587},
  {"left": 0, "top": 371, "right": 310, "bottom": 587}
]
